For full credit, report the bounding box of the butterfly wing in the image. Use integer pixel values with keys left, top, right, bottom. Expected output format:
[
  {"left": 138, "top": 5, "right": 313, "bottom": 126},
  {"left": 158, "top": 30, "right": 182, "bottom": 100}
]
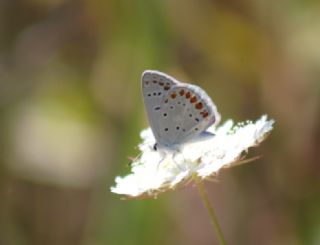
[
  {"left": 141, "top": 70, "right": 220, "bottom": 147},
  {"left": 142, "top": 70, "right": 178, "bottom": 145},
  {"left": 169, "top": 84, "right": 220, "bottom": 144}
]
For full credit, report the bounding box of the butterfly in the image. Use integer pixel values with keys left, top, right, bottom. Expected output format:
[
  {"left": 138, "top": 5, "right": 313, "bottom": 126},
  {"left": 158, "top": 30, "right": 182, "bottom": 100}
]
[{"left": 142, "top": 70, "right": 220, "bottom": 150}]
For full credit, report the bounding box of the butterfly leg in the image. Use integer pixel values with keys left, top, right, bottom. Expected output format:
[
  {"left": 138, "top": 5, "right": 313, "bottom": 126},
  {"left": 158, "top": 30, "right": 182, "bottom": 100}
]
[
  {"left": 155, "top": 151, "right": 183, "bottom": 172},
  {"left": 171, "top": 150, "right": 187, "bottom": 171}
]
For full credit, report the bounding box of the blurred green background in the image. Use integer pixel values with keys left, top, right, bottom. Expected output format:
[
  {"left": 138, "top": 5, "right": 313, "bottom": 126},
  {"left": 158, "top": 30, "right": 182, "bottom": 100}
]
[{"left": 0, "top": 0, "right": 319, "bottom": 244}]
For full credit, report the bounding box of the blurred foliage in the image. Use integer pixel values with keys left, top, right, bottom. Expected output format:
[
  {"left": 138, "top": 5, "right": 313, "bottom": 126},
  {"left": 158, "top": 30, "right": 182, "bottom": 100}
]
[{"left": 0, "top": 0, "right": 319, "bottom": 244}]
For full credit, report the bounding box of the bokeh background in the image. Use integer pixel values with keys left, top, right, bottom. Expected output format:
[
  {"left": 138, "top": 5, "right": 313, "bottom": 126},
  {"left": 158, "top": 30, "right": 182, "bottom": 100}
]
[{"left": 0, "top": 0, "right": 319, "bottom": 244}]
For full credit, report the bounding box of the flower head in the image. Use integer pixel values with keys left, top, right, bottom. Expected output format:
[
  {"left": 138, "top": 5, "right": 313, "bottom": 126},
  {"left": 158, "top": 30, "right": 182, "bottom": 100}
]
[{"left": 111, "top": 115, "right": 274, "bottom": 199}]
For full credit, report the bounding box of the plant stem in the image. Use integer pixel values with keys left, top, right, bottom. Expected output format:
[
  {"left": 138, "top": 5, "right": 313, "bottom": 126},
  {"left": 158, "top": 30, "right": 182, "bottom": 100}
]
[{"left": 194, "top": 176, "right": 227, "bottom": 245}]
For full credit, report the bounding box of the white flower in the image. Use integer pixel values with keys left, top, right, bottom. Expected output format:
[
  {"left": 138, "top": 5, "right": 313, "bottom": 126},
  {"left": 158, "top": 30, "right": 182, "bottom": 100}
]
[{"left": 111, "top": 115, "right": 274, "bottom": 199}]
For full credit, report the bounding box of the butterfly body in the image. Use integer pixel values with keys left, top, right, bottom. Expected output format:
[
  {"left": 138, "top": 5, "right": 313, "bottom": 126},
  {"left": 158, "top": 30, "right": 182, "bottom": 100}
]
[{"left": 142, "top": 70, "right": 220, "bottom": 148}]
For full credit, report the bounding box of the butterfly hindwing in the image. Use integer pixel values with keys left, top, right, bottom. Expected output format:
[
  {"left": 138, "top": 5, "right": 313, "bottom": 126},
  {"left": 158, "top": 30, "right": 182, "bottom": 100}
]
[{"left": 162, "top": 84, "right": 218, "bottom": 145}]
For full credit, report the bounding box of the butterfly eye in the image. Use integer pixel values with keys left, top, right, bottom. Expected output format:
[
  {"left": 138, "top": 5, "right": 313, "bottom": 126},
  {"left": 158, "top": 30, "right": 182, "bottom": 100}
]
[{"left": 153, "top": 143, "right": 158, "bottom": 151}]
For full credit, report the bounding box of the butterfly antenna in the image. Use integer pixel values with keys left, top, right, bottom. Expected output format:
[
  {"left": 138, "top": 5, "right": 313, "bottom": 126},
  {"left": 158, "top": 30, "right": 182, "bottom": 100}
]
[
  {"left": 127, "top": 151, "right": 143, "bottom": 166},
  {"left": 172, "top": 151, "right": 186, "bottom": 172}
]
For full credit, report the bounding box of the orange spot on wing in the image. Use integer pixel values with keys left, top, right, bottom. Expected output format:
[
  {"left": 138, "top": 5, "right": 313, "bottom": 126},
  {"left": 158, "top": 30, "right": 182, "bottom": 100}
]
[
  {"left": 200, "top": 111, "right": 209, "bottom": 118},
  {"left": 179, "top": 89, "right": 185, "bottom": 96},
  {"left": 185, "top": 92, "right": 191, "bottom": 98},
  {"left": 190, "top": 96, "right": 197, "bottom": 103},
  {"left": 170, "top": 93, "right": 177, "bottom": 99},
  {"left": 195, "top": 102, "right": 203, "bottom": 109}
]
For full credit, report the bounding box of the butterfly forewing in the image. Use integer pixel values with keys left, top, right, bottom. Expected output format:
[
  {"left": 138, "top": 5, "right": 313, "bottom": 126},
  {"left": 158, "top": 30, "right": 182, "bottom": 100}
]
[{"left": 142, "top": 70, "right": 178, "bottom": 143}]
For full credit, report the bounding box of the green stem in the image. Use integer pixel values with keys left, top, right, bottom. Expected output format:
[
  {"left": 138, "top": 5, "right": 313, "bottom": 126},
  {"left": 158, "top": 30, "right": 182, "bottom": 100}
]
[{"left": 194, "top": 176, "right": 227, "bottom": 245}]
